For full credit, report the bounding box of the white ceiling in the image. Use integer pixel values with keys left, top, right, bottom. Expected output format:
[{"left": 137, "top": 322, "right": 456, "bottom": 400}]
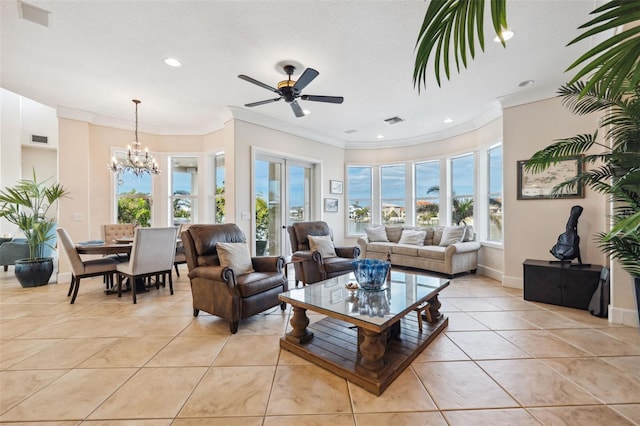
[{"left": 1, "top": 0, "right": 605, "bottom": 148}]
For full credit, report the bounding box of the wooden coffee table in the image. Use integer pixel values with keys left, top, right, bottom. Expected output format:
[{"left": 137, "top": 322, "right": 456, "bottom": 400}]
[{"left": 278, "top": 269, "right": 449, "bottom": 395}]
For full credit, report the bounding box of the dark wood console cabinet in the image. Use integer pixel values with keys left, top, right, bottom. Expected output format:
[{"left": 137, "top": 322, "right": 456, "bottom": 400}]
[{"left": 523, "top": 259, "right": 602, "bottom": 310}]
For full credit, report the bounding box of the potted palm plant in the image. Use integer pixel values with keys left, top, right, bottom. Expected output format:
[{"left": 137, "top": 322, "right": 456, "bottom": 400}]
[{"left": 0, "top": 170, "right": 69, "bottom": 287}]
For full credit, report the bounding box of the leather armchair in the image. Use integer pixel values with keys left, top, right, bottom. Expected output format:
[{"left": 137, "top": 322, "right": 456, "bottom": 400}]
[
  {"left": 182, "top": 224, "right": 287, "bottom": 334},
  {"left": 287, "top": 221, "right": 360, "bottom": 285}
]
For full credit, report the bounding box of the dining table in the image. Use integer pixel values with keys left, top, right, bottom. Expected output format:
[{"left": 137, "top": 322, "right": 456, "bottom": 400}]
[{"left": 74, "top": 241, "right": 142, "bottom": 293}]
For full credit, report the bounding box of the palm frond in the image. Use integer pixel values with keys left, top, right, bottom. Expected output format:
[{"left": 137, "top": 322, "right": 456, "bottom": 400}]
[{"left": 525, "top": 135, "right": 596, "bottom": 173}]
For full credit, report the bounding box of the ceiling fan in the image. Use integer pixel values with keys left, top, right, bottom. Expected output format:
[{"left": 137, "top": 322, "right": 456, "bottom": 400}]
[{"left": 238, "top": 65, "right": 344, "bottom": 117}]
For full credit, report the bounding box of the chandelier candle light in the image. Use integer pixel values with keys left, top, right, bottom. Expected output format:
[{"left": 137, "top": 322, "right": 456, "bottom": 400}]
[{"left": 109, "top": 99, "right": 160, "bottom": 177}]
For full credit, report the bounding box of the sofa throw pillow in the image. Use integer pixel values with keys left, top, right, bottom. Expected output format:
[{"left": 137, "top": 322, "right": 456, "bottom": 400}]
[
  {"left": 439, "top": 225, "right": 466, "bottom": 246},
  {"left": 308, "top": 235, "right": 337, "bottom": 258},
  {"left": 365, "top": 226, "right": 388, "bottom": 242},
  {"left": 463, "top": 225, "right": 475, "bottom": 242},
  {"left": 217, "top": 242, "right": 255, "bottom": 275},
  {"left": 398, "top": 229, "right": 426, "bottom": 245}
]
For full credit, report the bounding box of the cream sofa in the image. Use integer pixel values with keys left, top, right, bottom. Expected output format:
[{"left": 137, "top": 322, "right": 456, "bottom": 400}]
[{"left": 357, "top": 225, "right": 481, "bottom": 277}]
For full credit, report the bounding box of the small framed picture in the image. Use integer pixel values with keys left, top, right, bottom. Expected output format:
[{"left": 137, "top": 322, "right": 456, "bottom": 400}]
[
  {"left": 517, "top": 156, "right": 584, "bottom": 200},
  {"left": 324, "top": 198, "right": 338, "bottom": 212},
  {"left": 330, "top": 180, "right": 343, "bottom": 194}
]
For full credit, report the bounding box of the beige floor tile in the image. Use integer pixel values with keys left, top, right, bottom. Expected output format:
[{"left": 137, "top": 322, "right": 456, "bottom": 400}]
[
  {"left": 478, "top": 359, "right": 600, "bottom": 407},
  {"left": 412, "top": 361, "right": 518, "bottom": 410},
  {"left": 0, "top": 317, "right": 62, "bottom": 339},
  {"left": 600, "top": 327, "right": 640, "bottom": 346},
  {"left": 172, "top": 418, "right": 264, "bottom": 426},
  {"left": 542, "top": 357, "right": 640, "bottom": 404},
  {"left": 266, "top": 364, "right": 351, "bottom": 415},
  {"left": 0, "top": 338, "right": 61, "bottom": 369},
  {"left": 233, "top": 313, "right": 288, "bottom": 336},
  {"left": 349, "top": 368, "right": 437, "bottom": 413},
  {"left": 0, "top": 369, "right": 67, "bottom": 413},
  {"left": 277, "top": 348, "right": 313, "bottom": 365},
  {"left": 81, "top": 420, "right": 172, "bottom": 425},
  {"left": 528, "top": 405, "right": 636, "bottom": 425},
  {"left": 443, "top": 408, "right": 541, "bottom": 425},
  {"left": 354, "top": 412, "right": 447, "bottom": 425},
  {"left": 468, "top": 311, "right": 539, "bottom": 330},
  {"left": 213, "top": 335, "right": 280, "bottom": 366},
  {"left": 446, "top": 331, "right": 531, "bottom": 360},
  {"left": 600, "top": 356, "right": 640, "bottom": 378},
  {"left": 19, "top": 317, "right": 138, "bottom": 339},
  {"left": 146, "top": 335, "right": 227, "bottom": 367},
  {"left": 88, "top": 367, "right": 207, "bottom": 419},
  {"left": 178, "top": 366, "right": 275, "bottom": 417},
  {"left": 79, "top": 336, "right": 173, "bottom": 368},
  {"left": 552, "top": 307, "right": 621, "bottom": 328},
  {"left": 9, "top": 337, "right": 117, "bottom": 370},
  {"left": 550, "top": 329, "right": 640, "bottom": 356},
  {"left": 413, "top": 333, "right": 470, "bottom": 362},
  {"left": 609, "top": 404, "right": 640, "bottom": 425},
  {"left": 480, "top": 297, "right": 544, "bottom": 311},
  {"left": 123, "top": 315, "right": 194, "bottom": 337},
  {"left": 512, "top": 310, "right": 587, "bottom": 329},
  {"left": 447, "top": 297, "right": 503, "bottom": 312},
  {"left": 0, "top": 368, "right": 137, "bottom": 421},
  {"left": 179, "top": 315, "right": 233, "bottom": 336},
  {"left": 497, "top": 329, "right": 591, "bottom": 358},
  {"left": 264, "top": 414, "right": 355, "bottom": 426},
  {"left": 441, "top": 312, "right": 489, "bottom": 331}
]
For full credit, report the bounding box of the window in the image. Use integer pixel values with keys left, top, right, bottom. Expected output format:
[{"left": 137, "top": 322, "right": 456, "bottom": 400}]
[
  {"left": 214, "top": 153, "right": 225, "bottom": 223},
  {"left": 488, "top": 145, "right": 503, "bottom": 241},
  {"left": 347, "top": 166, "right": 372, "bottom": 234},
  {"left": 451, "top": 154, "right": 474, "bottom": 226},
  {"left": 114, "top": 152, "right": 152, "bottom": 226},
  {"left": 170, "top": 156, "right": 198, "bottom": 226},
  {"left": 414, "top": 161, "right": 440, "bottom": 226},
  {"left": 380, "top": 164, "right": 406, "bottom": 225}
]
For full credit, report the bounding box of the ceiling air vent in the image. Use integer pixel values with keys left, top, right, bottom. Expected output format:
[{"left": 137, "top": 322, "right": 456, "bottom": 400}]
[
  {"left": 344, "top": 129, "right": 358, "bottom": 134},
  {"left": 31, "top": 134, "right": 48, "bottom": 144},
  {"left": 383, "top": 116, "right": 404, "bottom": 125},
  {"left": 18, "top": 1, "right": 50, "bottom": 27}
]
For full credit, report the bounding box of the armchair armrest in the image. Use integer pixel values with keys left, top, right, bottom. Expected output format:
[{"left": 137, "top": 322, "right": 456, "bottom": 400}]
[
  {"left": 251, "top": 256, "right": 284, "bottom": 273},
  {"left": 335, "top": 246, "right": 360, "bottom": 259},
  {"left": 188, "top": 265, "right": 226, "bottom": 281},
  {"left": 291, "top": 250, "right": 314, "bottom": 261}
]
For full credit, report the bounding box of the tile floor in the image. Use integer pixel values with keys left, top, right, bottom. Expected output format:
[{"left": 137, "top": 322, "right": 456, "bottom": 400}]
[{"left": 1, "top": 267, "right": 639, "bottom": 425}]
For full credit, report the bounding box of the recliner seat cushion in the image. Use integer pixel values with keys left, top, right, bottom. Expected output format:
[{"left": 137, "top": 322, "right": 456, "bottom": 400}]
[
  {"left": 235, "top": 272, "right": 285, "bottom": 298},
  {"left": 323, "top": 256, "right": 355, "bottom": 274}
]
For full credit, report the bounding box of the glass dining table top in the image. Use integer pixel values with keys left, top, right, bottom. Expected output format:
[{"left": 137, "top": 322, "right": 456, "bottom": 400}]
[{"left": 279, "top": 270, "right": 449, "bottom": 327}]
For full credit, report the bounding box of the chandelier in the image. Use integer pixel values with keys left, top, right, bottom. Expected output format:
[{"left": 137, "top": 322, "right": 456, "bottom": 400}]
[{"left": 109, "top": 99, "right": 160, "bottom": 177}]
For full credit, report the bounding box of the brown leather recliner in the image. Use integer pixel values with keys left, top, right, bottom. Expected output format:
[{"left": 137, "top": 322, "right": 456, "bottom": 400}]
[
  {"left": 182, "top": 224, "right": 287, "bottom": 334},
  {"left": 287, "top": 221, "right": 360, "bottom": 285}
]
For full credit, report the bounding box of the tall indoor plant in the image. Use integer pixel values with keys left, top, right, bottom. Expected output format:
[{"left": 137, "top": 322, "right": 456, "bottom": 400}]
[{"left": 0, "top": 170, "right": 69, "bottom": 287}]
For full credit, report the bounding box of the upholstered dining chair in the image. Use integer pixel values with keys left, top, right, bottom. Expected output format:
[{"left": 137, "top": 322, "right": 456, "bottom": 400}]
[
  {"left": 102, "top": 223, "right": 136, "bottom": 243},
  {"left": 116, "top": 227, "right": 178, "bottom": 304},
  {"left": 287, "top": 221, "right": 360, "bottom": 285},
  {"left": 57, "top": 228, "right": 121, "bottom": 304},
  {"left": 181, "top": 224, "right": 288, "bottom": 334},
  {"left": 172, "top": 223, "right": 193, "bottom": 277}
]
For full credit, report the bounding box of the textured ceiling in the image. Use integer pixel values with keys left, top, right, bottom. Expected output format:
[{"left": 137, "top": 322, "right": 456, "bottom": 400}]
[{"left": 0, "top": 0, "right": 606, "bottom": 148}]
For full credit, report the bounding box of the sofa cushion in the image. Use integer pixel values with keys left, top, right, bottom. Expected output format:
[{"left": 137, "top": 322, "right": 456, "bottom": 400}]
[
  {"left": 439, "top": 225, "right": 466, "bottom": 246},
  {"left": 365, "top": 225, "right": 388, "bottom": 242},
  {"left": 464, "top": 225, "right": 475, "bottom": 241},
  {"left": 398, "top": 229, "right": 426, "bottom": 245},
  {"left": 308, "top": 235, "right": 337, "bottom": 258},
  {"left": 216, "top": 242, "right": 255, "bottom": 274},
  {"left": 417, "top": 246, "right": 446, "bottom": 260},
  {"left": 422, "top": 227, "right": 435, "bottom": 246},
  {"left": 392, "top": 244, "right": 418, "bottom": 256},
  {"left": 366, "top": 242, "right": 394, "bottom": 254},
  {"left": 433, "top": 226, "right": 445, "bottom": 245},
  {"left": 385, "top": 226, "right": 404, "bottom": 243}
]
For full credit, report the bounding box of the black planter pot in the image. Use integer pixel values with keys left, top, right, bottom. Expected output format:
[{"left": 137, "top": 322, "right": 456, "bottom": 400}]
[
  {"left": 14, "top": 258, "right": 54, "bottom": 288},
  {"left": 635, "top": 276, "right": 640, "bottom": 326}
]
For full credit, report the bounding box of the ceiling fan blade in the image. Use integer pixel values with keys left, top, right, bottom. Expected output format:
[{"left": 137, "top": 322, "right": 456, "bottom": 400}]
[
  {"left": 301, "top": 95, "right": 344, "bottom": 104},
  {"left": 292, "top": 68, "right": 319, "bottom": 92},
  {"left": 245, "top": 97, "right": 282, "bottom": 107},
  {"left": 290, "top": 100, "right": 305, "bottom": 117},
  {"left": 238, "top": 74, "right": 280, "bottom": 93}
]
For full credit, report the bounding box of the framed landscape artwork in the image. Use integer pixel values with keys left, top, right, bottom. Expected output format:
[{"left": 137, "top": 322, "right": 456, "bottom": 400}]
[
  {"left": 517, "top": 156, "right": 584, "bottom": 200},
  {"left": 324, "top": 198, "right": 339, "bottom": 212},
  {"left": 330, "top": 180, "right": 343, "bottom": 194}
]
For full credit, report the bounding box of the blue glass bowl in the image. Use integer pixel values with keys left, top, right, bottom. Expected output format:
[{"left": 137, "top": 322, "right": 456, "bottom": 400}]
[{"left": 352, "top": 259, "right": 390, "bottom": 291}]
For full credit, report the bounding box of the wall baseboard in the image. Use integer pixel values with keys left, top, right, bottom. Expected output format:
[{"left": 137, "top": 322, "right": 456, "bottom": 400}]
[
  {"left": 477, "top": 265, "right": 502, "bottom": 283},
  {"left": 57, "top": 271, "right": 72, "bottom": 284},
  {"left": 502, "top": 274, "right": 523, "bottom": 289},
  {"left": 609, "top": 306, "right": 640, "bottom": 328}
]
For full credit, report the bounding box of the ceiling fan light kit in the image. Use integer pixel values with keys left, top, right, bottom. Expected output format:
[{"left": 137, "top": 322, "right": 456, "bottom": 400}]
[{"left": 238, "top": 64, "right": 344, "bottom": 118}]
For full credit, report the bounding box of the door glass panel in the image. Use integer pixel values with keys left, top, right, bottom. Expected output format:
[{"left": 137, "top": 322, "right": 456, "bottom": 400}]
[
  {"left": 255, "top": 159, "right": 282, "bottom": 256},
  {"left": 289, "top": 165, "right": 311, "bottom": 223}
]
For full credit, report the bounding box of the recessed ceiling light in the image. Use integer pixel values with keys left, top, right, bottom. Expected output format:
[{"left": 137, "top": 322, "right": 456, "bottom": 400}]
[
  {"left": 493, "top": 30, "right": 514, "bottom": 43},
  {"left": 444, "top": 118, "right": 453, "bottom": 124},
  {"left": 164, "top": 58, "right": 182, "bottom": 67},
  {"left": 376, "top": 134, "right": 384, "bottom": 139},
  {"left": 303, "top": 109, "right": 311, "bottom": 115},
  {"left": 518, "top": 79, "right": 535, "bottom": 87}
]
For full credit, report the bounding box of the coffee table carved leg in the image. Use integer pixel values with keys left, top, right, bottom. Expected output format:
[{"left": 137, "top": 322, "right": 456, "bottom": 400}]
[
  {"left": 358, "top": 328, "right": 386, "bottom": 371},
  {"left": 427, "top": 294, "right": 443, "bottom": 323},
  {"left": 287, "top": 306, "right": 314, "bottom": 343}
]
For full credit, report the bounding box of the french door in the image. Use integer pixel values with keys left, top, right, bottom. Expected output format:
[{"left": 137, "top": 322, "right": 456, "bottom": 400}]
[{"left": 254, "top": 154, "right": 314, "bottom": 256}]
